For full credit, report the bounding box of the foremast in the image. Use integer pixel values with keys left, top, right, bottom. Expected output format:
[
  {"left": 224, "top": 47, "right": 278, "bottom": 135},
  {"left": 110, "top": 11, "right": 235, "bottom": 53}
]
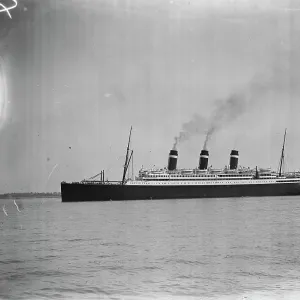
[
  {"left": 278, "top": 128, "right": 287, "bottom": 177},
  {"left": 122, "top": 126, "right": 133, "bottom": 185}
]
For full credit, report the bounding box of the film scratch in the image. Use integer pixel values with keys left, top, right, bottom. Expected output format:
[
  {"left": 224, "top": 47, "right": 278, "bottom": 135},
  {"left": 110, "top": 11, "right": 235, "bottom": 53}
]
[{"left": 0, "top": 0, "right": 17, "bottom": 18}]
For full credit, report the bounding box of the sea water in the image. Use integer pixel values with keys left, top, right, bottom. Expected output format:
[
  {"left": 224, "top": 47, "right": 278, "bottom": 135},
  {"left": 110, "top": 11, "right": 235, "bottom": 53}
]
[{"left": 1, "top": 196, "right": 300, "bottom": 300}]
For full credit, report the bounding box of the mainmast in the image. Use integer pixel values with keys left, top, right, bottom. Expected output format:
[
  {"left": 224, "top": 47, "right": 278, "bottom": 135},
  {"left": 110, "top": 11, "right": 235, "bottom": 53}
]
[
  {"left": 278, "top": 128, "right": 287, "bottom": 177},
  {"left": 122, "top": 126, "right": 132, "bottom": 184}
]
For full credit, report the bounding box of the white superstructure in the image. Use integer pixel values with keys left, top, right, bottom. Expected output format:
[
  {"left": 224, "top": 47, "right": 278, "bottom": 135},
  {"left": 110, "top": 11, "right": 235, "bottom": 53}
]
[{"left": 126, "top": 167, "right": 300, "bottom": 186}]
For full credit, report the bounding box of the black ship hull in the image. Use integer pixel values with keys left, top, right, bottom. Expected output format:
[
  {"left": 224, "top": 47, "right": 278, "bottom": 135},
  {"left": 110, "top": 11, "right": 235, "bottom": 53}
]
[{"left": 61, "top": 181, "right": 300, "bottom": 202}]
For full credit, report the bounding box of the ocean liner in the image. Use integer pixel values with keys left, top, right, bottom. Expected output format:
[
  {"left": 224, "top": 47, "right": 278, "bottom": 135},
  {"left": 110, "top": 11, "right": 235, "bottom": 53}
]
[{"left": 61, "top": 128, "right": 300, "bottom": 202}]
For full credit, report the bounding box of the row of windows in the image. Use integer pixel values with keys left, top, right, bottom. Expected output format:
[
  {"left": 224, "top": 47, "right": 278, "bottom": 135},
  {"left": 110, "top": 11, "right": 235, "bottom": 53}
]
[
  {"left": 141, "top": 179, "right": 300, "bottom": 184},
  {"left": 277, "top": 180, "right": 300, "bottom": 183},
  {"left": 142, "top": 178, "right": 255, "bottom": 181},
  {"left": 131, "top": 181, "right": 280, "bottom": 185},
  {"left": 145, "top": 174, "right": 254, "bottom": 178}
]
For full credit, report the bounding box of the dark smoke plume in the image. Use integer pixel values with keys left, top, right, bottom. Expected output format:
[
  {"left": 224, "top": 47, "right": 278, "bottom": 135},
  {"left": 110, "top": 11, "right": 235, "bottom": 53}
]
[
  {"left": 173, "top": 68, "right": 283, "bottom": 150},
  {"left": 202, "top": 70, "right": 281, "bottom": 149},
  {"left": 173, "top": 114, "right": 208, "bottom": 149},
  {"left": 173, "top": 92, "right": 249, "bottom": 150},
  {"left": 203, "top": 93, "right": 246, "bottom": 149}
]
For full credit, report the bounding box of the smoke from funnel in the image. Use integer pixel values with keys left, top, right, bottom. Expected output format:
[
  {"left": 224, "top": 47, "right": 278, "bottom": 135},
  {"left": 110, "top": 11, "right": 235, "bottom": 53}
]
[
  {"left": 203, "top": 93, "right": 246, "bottom": 149},
  {"left": 173, "top": 114, "right": 208, "bottom": 149},
  {"left": 202, "top": 71, "right": 278, "bottom": 149},
  {"left": 173, "top": 92, "right": 246, "bottom": 150},
  {"left": 173, "top": 53, "right": 294, "bottom": 150}
]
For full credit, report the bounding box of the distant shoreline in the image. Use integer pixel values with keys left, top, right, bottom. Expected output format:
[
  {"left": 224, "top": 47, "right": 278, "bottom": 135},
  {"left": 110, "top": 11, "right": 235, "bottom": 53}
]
[{"left": 0, "top": 193, "right": 61, "bottom": 199}]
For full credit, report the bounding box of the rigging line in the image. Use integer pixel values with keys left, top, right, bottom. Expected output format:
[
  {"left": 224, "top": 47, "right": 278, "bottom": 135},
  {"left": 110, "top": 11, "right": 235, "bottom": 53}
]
[
  {"left": 122, "top": 126, "right": 132, "bottom": 184},
  {"left": 279, "top": 129, "right": 287, "bottom": 176},
  {"left": 131, "top": 150, "right": 134, "bottom": 179},
  {"left": 88, "top": 171, "right": 103, "bottom": 180},
  {"left": 124, "top": 150, "right": 133, "bottom": 180}
]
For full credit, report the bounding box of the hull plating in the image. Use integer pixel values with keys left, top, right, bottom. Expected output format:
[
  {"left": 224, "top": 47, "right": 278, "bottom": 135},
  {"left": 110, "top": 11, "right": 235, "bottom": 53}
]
[{"left": 61, "top": 182, "right": 300, "bottom": 202}]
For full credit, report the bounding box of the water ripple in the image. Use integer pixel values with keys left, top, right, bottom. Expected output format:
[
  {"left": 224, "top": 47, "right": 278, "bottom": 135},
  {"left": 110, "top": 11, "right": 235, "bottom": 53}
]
[{"left": 2, "top": 197, "right": 300, "bottom": 299}]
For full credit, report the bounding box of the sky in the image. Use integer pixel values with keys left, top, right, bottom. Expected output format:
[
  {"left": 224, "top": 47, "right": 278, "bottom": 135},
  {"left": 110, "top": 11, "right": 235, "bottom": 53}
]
[{"left": 0, "top": 0, "right": 300, "bottom": 192}]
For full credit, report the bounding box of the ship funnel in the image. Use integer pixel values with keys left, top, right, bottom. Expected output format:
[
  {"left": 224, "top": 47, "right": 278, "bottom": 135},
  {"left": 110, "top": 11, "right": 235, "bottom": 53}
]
[
  {"left": 199, "top": 150, "right": 209, "bottom": 170},
  {"left": 168, "top": 149, "right": 178, "bottom": 171},
  {"left": 229, "top": 150, "right": 239, "bottom": 170}
]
